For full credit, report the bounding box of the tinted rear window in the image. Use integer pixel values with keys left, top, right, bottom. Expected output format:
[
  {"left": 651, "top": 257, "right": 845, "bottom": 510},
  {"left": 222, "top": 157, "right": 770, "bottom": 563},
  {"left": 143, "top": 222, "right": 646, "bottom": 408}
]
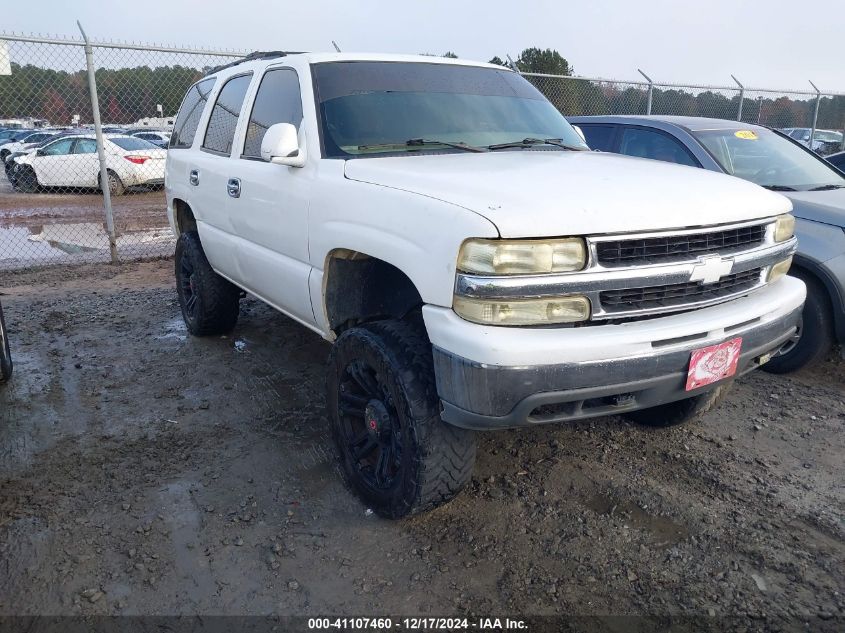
[
  {"left": 576, "top": 124, "right": 617, "bottom": 151},
  {"left": 203, "top": 73, "right": 252, "bottom": 154},
  {"left": 110, "top": 137, "right": 159, "bottom": 151},
  {"left": 170, "top": 77, "right": 216, "bottom": 149}
]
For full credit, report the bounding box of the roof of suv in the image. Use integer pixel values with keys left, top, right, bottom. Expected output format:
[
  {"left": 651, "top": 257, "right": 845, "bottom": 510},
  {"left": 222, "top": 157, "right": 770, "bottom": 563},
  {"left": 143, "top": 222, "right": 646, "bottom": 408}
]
[{"left": 206, "top": 51, "right": 509, "bottom": 77}]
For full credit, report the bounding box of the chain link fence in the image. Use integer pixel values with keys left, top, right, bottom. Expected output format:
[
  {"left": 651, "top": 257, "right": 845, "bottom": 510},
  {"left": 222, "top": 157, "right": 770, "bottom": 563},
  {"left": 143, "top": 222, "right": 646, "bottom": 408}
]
[
  {"left": 523, "top": 73, "right": 845, "bottom": 153},
  {"left": 1, "top": 33, "right": 844, "bottom": 271},
  {"left": 0, "top": 33, "right": 245, "bottom": 270}
]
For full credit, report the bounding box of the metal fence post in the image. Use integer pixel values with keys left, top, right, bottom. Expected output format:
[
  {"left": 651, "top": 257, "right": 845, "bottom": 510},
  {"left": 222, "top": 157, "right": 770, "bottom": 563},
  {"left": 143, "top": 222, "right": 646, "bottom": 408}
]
[
  {"left": 809, "top": 80, "right": 821, "bottom": 152},
  {"left": 638, "top": 69, "right": 653, "bottom": 115},
  {"left": 77, "top": 21, "right": 118, "bottom": 264},
  {"left": 731, "top": 75, "right": 745, "bottom": 122}
]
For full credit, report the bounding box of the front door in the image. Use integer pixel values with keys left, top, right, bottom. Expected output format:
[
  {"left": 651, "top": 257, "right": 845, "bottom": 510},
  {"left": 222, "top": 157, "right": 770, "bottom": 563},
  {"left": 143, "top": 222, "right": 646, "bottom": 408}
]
[
  {"left": 32, "top": 137, "right": 76, "bottom": 186},
  {"left": 225, "top": 67, "right": 315, "bottom": 327}
]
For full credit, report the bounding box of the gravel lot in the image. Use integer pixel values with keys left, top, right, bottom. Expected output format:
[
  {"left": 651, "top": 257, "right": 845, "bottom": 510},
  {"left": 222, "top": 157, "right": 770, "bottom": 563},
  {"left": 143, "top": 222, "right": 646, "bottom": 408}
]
[{"left": 0, "top": 260, "right": 843, "bottom": 627}]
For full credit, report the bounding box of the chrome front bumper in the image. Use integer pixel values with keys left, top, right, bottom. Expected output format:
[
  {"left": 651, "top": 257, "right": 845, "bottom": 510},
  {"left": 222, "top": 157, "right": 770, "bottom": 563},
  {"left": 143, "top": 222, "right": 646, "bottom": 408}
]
[{"left": 434, "top": 304, "right": 802, "bottom": 430}]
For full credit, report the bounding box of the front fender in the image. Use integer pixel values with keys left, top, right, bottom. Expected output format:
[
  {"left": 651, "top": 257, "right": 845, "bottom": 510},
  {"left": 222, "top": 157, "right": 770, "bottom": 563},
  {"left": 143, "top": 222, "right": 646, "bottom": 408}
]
[
  {"left": 308, "top": 174, "right": 498, "bottom": 333},
  {"left": 793, "top": 218, "right": 845, "bottom": 343}
]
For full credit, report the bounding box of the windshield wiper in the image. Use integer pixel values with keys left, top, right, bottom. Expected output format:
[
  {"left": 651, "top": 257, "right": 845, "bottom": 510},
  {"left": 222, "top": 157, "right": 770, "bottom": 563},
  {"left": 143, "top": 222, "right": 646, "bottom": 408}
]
[
  {"left": 487, "top": 137, "right": 586, "bottom": 151},
  {"left": 760, "top": 184, "right": 797, "bottom": 191},
  {"left": 808, "top": 184, "right": 845, "bottom": 191},
  {"left": 357, "top": 139, "right": 485, "bottom": 153}
]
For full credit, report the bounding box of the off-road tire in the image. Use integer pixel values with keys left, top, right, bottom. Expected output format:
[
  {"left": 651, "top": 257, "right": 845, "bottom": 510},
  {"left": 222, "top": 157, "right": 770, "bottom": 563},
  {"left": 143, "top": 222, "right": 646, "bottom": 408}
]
[
  {"left": 0, "top": 302, "right": 12, "bottom": 383},
  {"left": 763, "top": 271, "right": 834, "bottom": 374},
  {"left": 327, "top": 318, "right": 476, "bottom": 518},
  {"left": 105, "top": 170, "right": 125, "bottom": 196},
  {"left": 175, "top": 231, "right": 240, "bottom": 336},
  {"left": 623, "top": 383, "right": 732, "bottom": 428},
  {"left": 14, "top": 166, "right": 38, "bottom": 193}
]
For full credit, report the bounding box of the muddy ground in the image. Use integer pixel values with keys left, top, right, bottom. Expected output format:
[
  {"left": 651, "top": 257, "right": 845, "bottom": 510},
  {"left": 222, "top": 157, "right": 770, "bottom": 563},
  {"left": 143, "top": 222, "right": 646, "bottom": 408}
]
[{"left": 0, "top": 260, "right": 843, "bottom": 627}]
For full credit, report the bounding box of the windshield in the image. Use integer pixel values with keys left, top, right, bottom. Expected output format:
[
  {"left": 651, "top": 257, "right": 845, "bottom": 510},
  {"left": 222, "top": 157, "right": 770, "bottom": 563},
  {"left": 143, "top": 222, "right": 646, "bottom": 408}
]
[
  {"left": 312, "top": 61, "right": 588, "bottom": 157},
  {"left": 23, "top": 133, "right": 52, "bottom": 143},
  {"left": 693, "top": 128, "right": 845, "bottom": 190}
]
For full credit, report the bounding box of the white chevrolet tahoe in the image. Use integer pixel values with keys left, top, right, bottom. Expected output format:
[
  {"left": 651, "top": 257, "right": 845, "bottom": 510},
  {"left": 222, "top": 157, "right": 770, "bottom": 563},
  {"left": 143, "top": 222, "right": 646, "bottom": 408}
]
[{"left": 165, "top": 52, "right": 804, "bottom": 518}]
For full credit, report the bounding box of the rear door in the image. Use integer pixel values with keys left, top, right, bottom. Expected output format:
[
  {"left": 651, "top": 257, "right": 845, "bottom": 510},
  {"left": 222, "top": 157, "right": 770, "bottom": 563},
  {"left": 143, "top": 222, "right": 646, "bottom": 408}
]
[
  {"left": 68, "top": 137, "right": 100, "bottom": 187},
  {"left": 190, "top": 72, "right": 253, "bottom": 279}
]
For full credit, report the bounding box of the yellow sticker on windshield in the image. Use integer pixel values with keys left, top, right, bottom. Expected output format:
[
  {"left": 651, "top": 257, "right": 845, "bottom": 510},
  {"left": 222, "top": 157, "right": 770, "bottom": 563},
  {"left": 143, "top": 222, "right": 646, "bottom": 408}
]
[{"left": 735, "top": 130, "right": 758, "bottom": 140}]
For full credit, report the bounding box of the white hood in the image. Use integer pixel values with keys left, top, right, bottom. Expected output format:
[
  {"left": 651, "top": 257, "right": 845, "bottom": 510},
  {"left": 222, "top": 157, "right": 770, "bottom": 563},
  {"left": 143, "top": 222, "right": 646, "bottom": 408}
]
[{"left": 344, "top": 151, "right": 792, "bottom": 237}]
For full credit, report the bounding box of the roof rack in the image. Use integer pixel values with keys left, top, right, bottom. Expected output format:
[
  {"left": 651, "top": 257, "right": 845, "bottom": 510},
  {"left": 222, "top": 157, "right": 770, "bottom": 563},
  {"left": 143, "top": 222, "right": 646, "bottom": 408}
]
[{"left": 205, "top": 50, "right": 308, "bottom": 76}]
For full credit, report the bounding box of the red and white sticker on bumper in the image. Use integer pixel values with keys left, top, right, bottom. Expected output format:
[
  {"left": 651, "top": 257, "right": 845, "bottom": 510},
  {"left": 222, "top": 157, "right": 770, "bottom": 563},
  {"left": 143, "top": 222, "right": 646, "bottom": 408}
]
[{"left": 685, "top": 337, "right": 742, "bottom": 391}]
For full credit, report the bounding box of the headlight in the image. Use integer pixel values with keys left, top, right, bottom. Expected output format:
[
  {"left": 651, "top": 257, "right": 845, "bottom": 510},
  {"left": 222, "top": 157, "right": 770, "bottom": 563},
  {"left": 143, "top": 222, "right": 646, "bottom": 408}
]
[
  {"left": 457, "top": 238, "right": 587, "bottom": 275},
  {"left": 774, "top": 214, "right": 795, "bottom": 242},
  {"left": 453, "top": 295, "right": 591, "bottom": 326},
  {"left": 767, "top": 256, "right": 793, "bottom": 283}
]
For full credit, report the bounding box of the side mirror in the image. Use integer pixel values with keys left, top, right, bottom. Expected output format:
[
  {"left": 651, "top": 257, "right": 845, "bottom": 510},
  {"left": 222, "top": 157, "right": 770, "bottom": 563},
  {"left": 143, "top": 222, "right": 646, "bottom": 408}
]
[
  {"left": 261, "top": 122, "right": 306, "bottom": 167},
  {"left": 35, "top": 148, "right": 45, "bottom": 157}
]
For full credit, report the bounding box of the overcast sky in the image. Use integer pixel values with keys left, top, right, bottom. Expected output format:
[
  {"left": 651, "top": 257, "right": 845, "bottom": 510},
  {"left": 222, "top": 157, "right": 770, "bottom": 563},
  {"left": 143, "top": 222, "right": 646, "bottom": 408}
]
[{"left": 7, "top": 0, "right": 843, "bottom": 91}]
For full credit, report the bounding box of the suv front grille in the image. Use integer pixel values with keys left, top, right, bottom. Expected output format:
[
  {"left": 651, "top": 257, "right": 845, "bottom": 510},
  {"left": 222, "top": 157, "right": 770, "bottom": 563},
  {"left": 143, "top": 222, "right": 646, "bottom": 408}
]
[
  {"left": 596, "top": 224, "right": 767, "bottom": 267},
  {"left": 599, "top": 268, "right": 763, "bottom": 314}
]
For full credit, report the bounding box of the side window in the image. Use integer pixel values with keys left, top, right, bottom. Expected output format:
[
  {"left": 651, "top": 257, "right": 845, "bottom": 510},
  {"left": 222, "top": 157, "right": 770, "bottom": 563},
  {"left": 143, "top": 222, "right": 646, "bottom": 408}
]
[
  {"left": 828, "top": 154, "right": 845, "bottom": 170},
  {"left": 72, "top": 139, "right": 98, "bottom": 154},
  {"left": 170, "top": 77, "right": 216, "bottom": 149},
  {"left": 619, "top": 127, "right": 698, "bottom": 167},
  {"left": 40, "top": 138, "right": 75, "bottom": 156},
  {"left": 577, "top": 124, "right": 617, "bottom": 152},
  {"left": 242, "top": 68, "right": 303, "bottom": 158},
  {"left": 202, "top": 73, "right": 253, "bottom": 154}
]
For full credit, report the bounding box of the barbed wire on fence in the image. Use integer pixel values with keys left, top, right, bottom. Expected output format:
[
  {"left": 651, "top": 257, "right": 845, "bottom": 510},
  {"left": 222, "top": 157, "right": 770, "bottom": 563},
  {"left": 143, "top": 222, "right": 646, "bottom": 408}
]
[{"left": 1, "top": 32, "right": 844, "bottom": 270}]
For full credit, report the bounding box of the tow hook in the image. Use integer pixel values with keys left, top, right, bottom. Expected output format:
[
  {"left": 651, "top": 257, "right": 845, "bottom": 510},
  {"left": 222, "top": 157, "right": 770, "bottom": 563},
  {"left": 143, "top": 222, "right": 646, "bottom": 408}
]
[{"left": 611, "top": 393, "right": 636, "bottom": 407}]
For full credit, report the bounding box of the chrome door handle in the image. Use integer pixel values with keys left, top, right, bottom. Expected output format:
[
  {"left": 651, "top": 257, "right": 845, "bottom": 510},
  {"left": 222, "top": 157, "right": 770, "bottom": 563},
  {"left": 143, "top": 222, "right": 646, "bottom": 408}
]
[
  {"left": 227, "top": 178, "right": 241, "bottom": 198},
  {"left": 189, "top": 169, "right": 199, "bottom": 186}
]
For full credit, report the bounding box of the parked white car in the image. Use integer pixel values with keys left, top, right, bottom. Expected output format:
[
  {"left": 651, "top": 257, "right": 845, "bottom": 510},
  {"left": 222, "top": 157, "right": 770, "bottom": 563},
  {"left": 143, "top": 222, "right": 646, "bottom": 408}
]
[
  {"left": 125, "top": 129, "right": 171, "bottom": 149},
  {"left": 785, "top": 128, "right": 844, "bottom": 154},
  {"left": 14, "top": 134, "right": 166, "bottom": 194},
  {"left": 166, "top": 52, "right": 804, "bottom": 518},
  {"left": 0, "top": 130, "right": 60, "bottom": 159}
]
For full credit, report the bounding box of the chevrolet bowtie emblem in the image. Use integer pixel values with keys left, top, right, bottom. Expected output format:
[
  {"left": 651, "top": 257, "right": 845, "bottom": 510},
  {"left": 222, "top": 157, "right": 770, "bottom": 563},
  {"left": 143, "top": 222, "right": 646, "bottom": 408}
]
[{"left": 689, "top": 256, "right": 734, "bottom": 285}]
